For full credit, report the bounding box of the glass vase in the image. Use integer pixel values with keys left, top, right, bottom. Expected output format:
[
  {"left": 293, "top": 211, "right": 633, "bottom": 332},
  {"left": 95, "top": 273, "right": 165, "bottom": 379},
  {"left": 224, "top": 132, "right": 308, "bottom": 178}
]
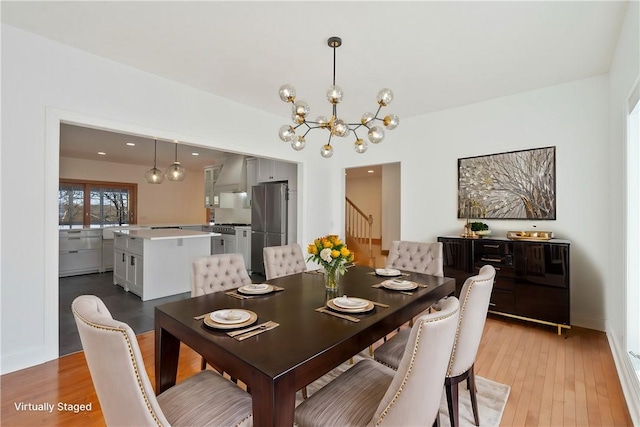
[{"left": 324, "top": 268, "right": 340, "bottom": 292}]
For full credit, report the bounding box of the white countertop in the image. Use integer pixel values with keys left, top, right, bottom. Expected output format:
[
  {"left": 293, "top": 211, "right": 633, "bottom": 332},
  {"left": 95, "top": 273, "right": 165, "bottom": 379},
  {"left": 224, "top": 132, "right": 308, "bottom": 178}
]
[{"left": 113, "top": 229, "right": 220, "bottom": 240}]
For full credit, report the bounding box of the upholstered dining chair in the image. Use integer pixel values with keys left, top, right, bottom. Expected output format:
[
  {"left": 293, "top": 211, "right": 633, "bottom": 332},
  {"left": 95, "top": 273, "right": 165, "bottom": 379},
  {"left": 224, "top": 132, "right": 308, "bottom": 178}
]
[
  {"left": 191, "top": 253, "right": 252, "bottom": 296},
  {"left": 192, "top": 253, "right": 252, "bottom": 371},
  {"left": 385, "top": 240, "right": 444, "bottom": 276},
  {"left": 385, "top": 241, "right": 444, "bottom": 332},
  {"left": 262, "top": 243, "right": 311, "bottom": 399},
  {"left": 72, "top": 295, "right": 253, "bottom": 427},
  {"left": 373, "top": 265, "right": 496, "bottom": 427},
  {"left": 294, "top": 296, "right": 461, "bottom": 427},
  {"left": 263, "top": 243, "right": 307, "bottom": 280}
]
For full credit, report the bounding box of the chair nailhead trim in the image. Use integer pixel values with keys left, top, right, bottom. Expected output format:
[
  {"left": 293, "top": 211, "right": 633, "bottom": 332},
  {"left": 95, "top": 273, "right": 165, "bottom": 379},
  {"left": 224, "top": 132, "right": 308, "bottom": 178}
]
[
  {"left": 374, "top": 308, "right": 459, "bottom": 425},
  {"left": 72, "top": 307, "right": 164, "bottom": 427}
]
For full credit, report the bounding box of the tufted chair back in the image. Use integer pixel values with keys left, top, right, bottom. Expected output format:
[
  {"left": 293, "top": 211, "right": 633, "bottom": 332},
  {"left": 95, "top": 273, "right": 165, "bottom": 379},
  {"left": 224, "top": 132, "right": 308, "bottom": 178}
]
[
  {"left": 385, "top": 241, "right": 444, "bottom": 276},
  {"left": 191, "top": 254, "right": 252, "bottom": 297},
  {"left": 263, "top": 243, "right": 307, "bottom": 280},
  {"left": 447, "top": 264, "right": 496, "bottom": 377}
]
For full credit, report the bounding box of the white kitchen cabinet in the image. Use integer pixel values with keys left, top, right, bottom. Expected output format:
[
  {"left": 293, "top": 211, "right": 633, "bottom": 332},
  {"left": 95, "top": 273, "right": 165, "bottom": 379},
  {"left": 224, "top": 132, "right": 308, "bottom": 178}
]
[
  {"left": 113, "top": 229, "right": 211, "bottom": 301},
  {"left": 204, "top": 165, "right": 222, "bottom": 208},
  {"left": 256, "top": 158, "right": 295, "bottom": 183},
  {"left": 244, "top": 157, "right": 257, "bottom": 208},
  {"left": 211, "top": 234, "right": 236, "bottom": 255},
  {"left": 114, "top": 248, "right": 127, "bottom": 281},
  {"left": 236, "top": 226, "right": 251, "bottom": 271},
  {"left": 101, "top": 238, "right": 114, "bottom": 272},
  {"left": 59, "top": 229, "right": 102, "bottom": 277},
  {"left": 113, "top": 234, "right": 144, "bottom": 296}
]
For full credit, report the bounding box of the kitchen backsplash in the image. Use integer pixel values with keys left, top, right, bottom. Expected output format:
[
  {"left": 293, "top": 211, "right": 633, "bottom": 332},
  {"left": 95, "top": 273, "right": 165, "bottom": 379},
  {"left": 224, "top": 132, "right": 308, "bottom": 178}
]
[{"left": 213, "top": 193, "right": 251, "bottom": 224}]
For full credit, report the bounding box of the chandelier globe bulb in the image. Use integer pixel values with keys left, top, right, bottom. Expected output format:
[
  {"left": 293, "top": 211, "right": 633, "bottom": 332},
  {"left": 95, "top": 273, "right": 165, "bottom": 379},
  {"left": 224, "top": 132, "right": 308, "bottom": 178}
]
[
  {"left": 326, "top": 85, "right": 344, "bottom": 104},
  {"left": 376, "top": 88, "right": 394, "bottom": 106},
  {"left": 368, "top": 126, "right": 385, "bottom": 144},
  {"left": 383, "top": 114, "right": 400, "bottom": 130},
  {"left": 279, "top": 84, "right": 296, "bottom": 103},
  {"left": 320, "top": 144, "right": 334, "bottom": 158},
  {"left": 291, "top": 137, "right": 306, "bottom": 151},
  {"left": 354, "top": 139, "right": 368, "bottom": 154}
]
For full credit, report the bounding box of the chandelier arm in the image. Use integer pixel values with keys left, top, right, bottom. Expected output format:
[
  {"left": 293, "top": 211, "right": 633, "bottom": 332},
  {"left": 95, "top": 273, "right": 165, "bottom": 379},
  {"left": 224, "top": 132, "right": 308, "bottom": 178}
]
[
  {"left": 373, "top": 104, "right": 383, "bottom": 118},
  {"left": 327, "top": 132, "right": 333, "bottom": 146},
  {"left": 346, "top": 123, "right": 366, "bottom": 130}
]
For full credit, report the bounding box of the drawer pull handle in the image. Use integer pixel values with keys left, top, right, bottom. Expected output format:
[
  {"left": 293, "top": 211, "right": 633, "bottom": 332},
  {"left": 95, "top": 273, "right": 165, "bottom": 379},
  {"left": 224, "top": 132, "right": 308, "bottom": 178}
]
[
  {"left": 494, "top": 267, "right": 501, "bottom": 271},
  {"left": 69, "top": 250, "right": 79, "bottom": 253},
  {"left": 67, "top": 230, "right": 82, "bottom": 234},
  {"left": 489, "top": 302, "right": 496, "bottom": 306},
  {"left": 68, "top": 237, "right": 81, "bottom": 240},
  {"left": 481, "top": 257, "right": 502, "bottom": 263},
  {"left": 483, "top": 244, "right": 500, "bottom": 248}
]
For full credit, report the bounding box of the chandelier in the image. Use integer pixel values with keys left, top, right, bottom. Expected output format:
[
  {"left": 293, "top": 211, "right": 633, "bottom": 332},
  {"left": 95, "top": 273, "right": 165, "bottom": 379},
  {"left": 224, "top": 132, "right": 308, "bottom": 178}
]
[{"left": 278, "top": 36, "right": 399, "bottom": 158}]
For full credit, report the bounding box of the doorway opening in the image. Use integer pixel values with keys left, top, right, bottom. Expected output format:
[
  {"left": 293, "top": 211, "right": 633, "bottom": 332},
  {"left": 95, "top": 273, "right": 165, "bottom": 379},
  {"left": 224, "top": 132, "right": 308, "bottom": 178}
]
[{"left": 344, "top": 163, "right": 400, "bottom": 268}]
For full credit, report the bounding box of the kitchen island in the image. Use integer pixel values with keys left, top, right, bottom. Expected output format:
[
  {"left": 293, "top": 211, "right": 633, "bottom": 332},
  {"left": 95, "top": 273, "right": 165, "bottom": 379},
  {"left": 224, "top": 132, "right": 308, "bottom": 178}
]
[{"left": 112, "top": 229, "right": 217, "bottom": 301}]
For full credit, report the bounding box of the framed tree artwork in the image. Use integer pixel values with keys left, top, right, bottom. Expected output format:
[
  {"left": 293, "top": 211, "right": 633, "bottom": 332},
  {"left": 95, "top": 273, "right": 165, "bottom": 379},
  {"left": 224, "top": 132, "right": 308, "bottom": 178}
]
[{"left": 458, "top": 146, "right": 556, "bottom": 220}]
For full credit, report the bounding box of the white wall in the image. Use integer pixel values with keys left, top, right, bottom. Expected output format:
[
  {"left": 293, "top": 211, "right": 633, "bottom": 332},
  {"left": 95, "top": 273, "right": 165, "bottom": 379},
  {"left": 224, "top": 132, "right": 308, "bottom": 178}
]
[
  {"left": 381, "top": 162, "right": 401, "bottom": 251},
  {"left": 605, "top": 0, "right": 640, "bottom": 424},
  {"left": 335, "top": 74, "right": 611, "bottom": 331},
  {"left": 60, "top": 157, "right": 207, "bottom": 225},
  {"left": 0, "top": 25, "right": 331, "bottom": 374}
]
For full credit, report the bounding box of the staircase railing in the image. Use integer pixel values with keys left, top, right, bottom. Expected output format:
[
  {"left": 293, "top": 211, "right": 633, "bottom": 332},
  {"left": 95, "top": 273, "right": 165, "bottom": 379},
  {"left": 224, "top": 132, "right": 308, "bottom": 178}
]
[{"left": 345, "top": 197, "right": 374, "bottom": 266}]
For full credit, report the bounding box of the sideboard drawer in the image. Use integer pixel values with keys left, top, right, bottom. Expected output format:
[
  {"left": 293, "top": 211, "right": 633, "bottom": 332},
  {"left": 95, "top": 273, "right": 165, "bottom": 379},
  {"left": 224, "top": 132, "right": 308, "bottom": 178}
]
[
  {"left": 489, "top": 289, "right": 515, "bottom": 314},
  {"left": 474, "top": 240, "right": 512, "bottom": 256}
]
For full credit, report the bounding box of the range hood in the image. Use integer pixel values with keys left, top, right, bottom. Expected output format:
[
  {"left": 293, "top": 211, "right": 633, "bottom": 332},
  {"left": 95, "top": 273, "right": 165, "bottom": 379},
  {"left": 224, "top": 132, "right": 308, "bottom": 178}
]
[{"left": 213, "top": 154, "right": 247, "bottom": 194}]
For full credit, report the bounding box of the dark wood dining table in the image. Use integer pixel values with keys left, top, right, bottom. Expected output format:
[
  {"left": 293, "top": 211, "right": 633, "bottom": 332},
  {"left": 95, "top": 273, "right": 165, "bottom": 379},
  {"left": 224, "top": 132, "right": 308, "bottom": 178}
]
[{"left": 154, "top": 265, "right": 455, "bottom": 427}]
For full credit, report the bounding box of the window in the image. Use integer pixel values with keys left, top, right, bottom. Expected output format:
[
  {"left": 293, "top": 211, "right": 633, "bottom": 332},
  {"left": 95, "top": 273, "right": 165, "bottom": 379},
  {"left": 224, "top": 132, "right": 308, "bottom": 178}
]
[{"left": 59, "top": 179, "right": 137, "bottom": 228}]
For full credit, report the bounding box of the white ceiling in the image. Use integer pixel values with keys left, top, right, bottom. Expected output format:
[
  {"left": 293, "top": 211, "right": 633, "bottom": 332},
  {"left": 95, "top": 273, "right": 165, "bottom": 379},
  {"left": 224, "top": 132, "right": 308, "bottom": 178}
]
[{"left": 2, "top": 1, "right": 629, "bottom": 168}]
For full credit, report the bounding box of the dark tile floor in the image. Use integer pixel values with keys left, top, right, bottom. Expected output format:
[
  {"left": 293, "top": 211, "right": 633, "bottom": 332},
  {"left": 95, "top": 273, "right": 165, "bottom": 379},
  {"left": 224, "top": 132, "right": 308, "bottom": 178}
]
[
  {"left": 59, "top": 271, "right": 267, "bottom": 356},
  {"left": 59, "top": 272, "right": 191, "bottom": 356}
]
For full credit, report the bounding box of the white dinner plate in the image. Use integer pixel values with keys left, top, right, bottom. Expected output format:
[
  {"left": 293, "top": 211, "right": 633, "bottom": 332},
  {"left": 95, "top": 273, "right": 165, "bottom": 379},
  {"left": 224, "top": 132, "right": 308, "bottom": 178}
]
[
  {"left": 210, "top": 309, "right": 251, "bottom": 324},
  {"left": 375, "top": 268, "right": 402, "bottom": 277},
  {"left": 238, "top": 284, "right": 274, "bottom": 295},
  {"left": 333, "top": 296, "right": 369, "bottom": 309},
  {"left": 327, "top": 298, "right": 375, "bottom": 313},
  {"left": 382, "top": 279, "right": 418, "bottom": 291}
]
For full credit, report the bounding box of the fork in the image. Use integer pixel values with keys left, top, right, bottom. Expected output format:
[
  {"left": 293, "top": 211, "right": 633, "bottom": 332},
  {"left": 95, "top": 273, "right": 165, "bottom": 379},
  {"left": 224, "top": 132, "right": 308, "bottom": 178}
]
[{"left": 227, "top": 321, "right": 274, "bottom": 338}]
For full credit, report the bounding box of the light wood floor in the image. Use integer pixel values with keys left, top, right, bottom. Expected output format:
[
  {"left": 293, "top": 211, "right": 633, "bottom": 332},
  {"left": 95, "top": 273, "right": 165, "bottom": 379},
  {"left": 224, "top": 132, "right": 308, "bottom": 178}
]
[{"left": 0, "top": 315, "right": 632, "bottom": 426}]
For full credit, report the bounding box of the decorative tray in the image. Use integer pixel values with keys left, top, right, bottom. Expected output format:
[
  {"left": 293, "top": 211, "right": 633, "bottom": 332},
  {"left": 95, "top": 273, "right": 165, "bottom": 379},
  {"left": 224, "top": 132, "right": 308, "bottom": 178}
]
[{"left": 507, "top": 231, "right": 553, "bottom": 241}]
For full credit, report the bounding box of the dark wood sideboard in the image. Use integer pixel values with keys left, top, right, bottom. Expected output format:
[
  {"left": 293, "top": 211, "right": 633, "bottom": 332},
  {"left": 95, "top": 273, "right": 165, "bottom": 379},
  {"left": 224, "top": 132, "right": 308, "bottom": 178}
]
[{"left": 438, "top": 236, "right": 571, "bottom": 335}]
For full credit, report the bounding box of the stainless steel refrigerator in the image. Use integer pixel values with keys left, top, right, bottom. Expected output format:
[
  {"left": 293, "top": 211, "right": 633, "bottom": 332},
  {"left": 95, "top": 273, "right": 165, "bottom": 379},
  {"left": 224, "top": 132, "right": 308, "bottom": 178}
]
[{"left": 251, "top": 182, "right": 288, "bottom": 275}]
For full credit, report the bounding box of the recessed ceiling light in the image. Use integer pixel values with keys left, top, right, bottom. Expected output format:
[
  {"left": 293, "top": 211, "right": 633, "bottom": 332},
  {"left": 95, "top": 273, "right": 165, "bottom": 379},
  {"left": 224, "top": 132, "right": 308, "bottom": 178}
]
[
  {"left": 126, "top": 142, "right": 135, "bottom": 146},
  {"left": 367, "top": 170, "right": 374, "bottom": 173},
  {"left": 98, "top": 152, "right": 106, "bottom": 155},
  {"left": 191, "top": 152, "right": 200, "bottom": 156}
]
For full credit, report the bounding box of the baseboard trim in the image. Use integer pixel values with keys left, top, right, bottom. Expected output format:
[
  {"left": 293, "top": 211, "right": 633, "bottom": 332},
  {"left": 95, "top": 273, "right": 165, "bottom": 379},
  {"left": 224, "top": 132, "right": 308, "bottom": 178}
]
[{"left": 607, "top": 331, "right": 640, "bottom": 426}]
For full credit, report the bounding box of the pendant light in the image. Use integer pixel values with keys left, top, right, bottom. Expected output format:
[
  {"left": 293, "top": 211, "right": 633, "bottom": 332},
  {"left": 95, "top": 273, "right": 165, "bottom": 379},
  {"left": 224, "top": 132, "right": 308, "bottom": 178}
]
[
  {"left": 166, "top": 141, "right": 186, "bottom": 181},
  {"left": 144, "top": 139, "right": 164, "bottom": 184}
]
